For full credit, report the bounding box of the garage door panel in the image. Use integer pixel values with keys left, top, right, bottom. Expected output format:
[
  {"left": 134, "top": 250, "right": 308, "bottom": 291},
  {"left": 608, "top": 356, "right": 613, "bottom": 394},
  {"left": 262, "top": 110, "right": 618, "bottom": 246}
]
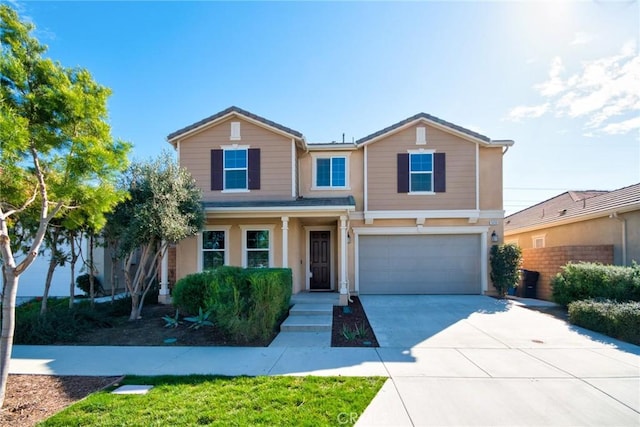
[{"left": 358, "top": 234, "right": 481, "bottom": 294}]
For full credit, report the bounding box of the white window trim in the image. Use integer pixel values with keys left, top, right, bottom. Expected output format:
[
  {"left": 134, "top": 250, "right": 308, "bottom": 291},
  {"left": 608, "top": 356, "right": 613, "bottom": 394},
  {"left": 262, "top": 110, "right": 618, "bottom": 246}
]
[
  {"left": 240, "top": 224, "right": 275, "bottom": 268},
  {"left": 532, "top": 234, "right": 546, "bottom": 248},
  {"left": 407, "top": 149, "right": 435, "bottom": 194},
  {"left": 221, "top": 144, "right": 250, "bottom": 192},
  {"left": 197, "top": 225, "right": 231, "bottom": 272},
  {"left": 311, "top": 152, "right": 350, "bottom": 190}
]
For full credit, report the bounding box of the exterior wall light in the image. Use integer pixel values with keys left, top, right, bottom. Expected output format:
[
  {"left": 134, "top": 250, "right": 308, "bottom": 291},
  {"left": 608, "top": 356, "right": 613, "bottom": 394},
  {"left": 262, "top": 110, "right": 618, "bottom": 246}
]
[{"left": 491, "top": 230, "right": 498, "bottom": 243}]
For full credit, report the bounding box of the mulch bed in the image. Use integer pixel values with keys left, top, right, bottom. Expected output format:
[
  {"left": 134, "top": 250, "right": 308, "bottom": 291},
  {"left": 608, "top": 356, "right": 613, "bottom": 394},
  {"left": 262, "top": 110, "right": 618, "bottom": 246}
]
[
  {"left": 1, "top": 374, "right": 121, "bottom": 427},
  {"left": 331, "top": 296, "right": 379, "bottom": 347}
]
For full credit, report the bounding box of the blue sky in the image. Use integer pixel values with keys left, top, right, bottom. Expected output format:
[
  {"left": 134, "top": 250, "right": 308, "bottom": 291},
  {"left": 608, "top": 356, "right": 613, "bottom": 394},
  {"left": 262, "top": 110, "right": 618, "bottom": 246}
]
[{"left": 9, "top": 0, "right": 640, "bottom": 215}]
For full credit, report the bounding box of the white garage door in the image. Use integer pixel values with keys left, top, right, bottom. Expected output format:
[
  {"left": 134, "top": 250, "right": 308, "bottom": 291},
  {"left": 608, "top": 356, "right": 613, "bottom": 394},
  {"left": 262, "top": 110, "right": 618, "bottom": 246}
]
[{"left": 358, "top": 234, "right": 481, "bottom": 294}]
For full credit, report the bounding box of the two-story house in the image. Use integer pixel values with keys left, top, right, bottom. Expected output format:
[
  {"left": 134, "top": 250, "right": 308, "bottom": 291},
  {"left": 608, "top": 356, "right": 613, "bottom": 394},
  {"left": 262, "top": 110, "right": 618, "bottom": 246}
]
[{"left": 164, "top": 106, "right": 513, "bottom": 305}]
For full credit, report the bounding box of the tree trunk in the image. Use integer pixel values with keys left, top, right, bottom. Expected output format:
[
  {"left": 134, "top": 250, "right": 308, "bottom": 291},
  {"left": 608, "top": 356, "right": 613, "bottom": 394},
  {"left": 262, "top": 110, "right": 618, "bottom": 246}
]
[
  {"left": 40, "top": 255, "right": 57, "bottom": 315},
  {"left": 68, "top": 234, "right": 77, "bottom": 309},
  {"left": 129, "top": 292, "right": 141, "bottom": 321},
  {"left": 0, "top": 267, "right": 19, "bottom": 406},
  {"left": 88, "top": 233, "right": 95, "bottom": 308}
]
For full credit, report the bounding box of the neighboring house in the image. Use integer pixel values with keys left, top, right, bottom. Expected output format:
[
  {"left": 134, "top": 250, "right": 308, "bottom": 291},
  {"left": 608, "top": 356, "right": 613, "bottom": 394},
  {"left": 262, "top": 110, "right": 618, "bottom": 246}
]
[
  {"left": 165, "top": 106, "right": 513, "bottom": 304},
  {"left": 504, "top": 183, "right": 640, "bottom": 300}
]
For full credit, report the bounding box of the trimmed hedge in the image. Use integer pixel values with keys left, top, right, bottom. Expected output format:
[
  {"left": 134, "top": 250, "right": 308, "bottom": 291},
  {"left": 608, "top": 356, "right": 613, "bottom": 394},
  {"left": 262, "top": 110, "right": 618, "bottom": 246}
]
[
  {"left": 172, "top": 266, "right": 293, "bottom": 343},
  {"left": 568, "top": 299, "right": 640, "bottom": 345},
  {"left": 551, "top": 262, "right": 640, "bottom": 306}
]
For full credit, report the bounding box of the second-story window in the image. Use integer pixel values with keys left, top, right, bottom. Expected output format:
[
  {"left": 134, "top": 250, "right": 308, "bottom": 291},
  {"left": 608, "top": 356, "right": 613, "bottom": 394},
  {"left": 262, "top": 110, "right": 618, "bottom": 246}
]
[
  {"left": 224, "top": 148, "right": 248, "bottom": 190},
  {"left": 409, "top": 152, "right": 433, "bottom": 192},
  {"left": 315, "top": 156, "right": 346, "bottom": 188}
]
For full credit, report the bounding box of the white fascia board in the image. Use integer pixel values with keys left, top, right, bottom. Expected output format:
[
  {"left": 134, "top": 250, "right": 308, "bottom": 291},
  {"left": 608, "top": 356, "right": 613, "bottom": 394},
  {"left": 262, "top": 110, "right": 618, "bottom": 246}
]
[
  {"left": 205, "top": 205, "right": 355, "bottom": 219},
  {"left": 363, "top": 209, "right": 504, "bottom": 220},
  {"left": 504, "top": 203, "right": 640, "bottom": 236},
  {"left": 306, "top": 144, "right": 358, "bottom": 151},
  {"left": 353, "top": 225, "right": 489, "bottom": 235}
]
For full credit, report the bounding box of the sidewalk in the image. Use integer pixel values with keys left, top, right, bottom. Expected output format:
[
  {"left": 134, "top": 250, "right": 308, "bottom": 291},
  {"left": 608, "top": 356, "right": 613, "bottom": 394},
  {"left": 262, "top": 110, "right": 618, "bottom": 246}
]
[{"left": 10, "top": 297, "right": 640, "bottom": 426}]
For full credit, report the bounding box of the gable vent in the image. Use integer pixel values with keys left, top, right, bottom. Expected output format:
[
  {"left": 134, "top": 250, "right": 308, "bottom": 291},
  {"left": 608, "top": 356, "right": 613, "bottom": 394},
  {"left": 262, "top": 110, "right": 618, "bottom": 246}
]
[{"left": 416, "top": 126, "right": 426, "bottom": 145}]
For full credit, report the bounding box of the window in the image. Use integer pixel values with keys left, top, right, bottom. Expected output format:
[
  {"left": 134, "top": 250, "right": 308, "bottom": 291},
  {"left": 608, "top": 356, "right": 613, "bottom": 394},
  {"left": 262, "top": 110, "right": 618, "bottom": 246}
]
[
  {"left": 397, "top": 152, "right": 446, "bottom": 193},
  {"left": 246, "top": 230, "right": 270, "bottom": 268},
  {"left": 202, "top": 230, "right": 226, "bottom": 270},
  {"left": 533, "top": 235, "right": 545, "bottom": 248},
  {"left": 211, "top": 148, "right": 260, "bottom": 191},
  {"left": 315, "top": 156, "right": 347, "bottom": 188},
  {"left": 410, "top": 153, "right": 433, "bottom": 192},
  {"left": 224, "top": 148, "right": 247, "bottom": 190}
]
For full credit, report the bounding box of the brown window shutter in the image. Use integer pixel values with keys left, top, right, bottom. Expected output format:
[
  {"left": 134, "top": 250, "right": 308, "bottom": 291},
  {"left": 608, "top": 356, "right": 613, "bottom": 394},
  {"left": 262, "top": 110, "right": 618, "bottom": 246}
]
[
  {"left": 397, "top": 153, "right": 409, "bottom": 193},
  {"left": 248, "top": 148, "right": 261, "bottom": 190},
  {"left": 434, "top": 152, "right": 446, "bottom": 193},
  {"left": 211, "top": 149, "right": 223, "bottom": 191}
]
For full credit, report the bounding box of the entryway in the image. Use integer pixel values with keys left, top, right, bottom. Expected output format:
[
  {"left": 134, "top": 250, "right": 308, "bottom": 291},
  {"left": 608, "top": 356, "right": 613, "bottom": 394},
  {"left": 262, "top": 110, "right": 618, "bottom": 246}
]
[{"left": 309, "top": 230, "right": 331, "bottom": 290}]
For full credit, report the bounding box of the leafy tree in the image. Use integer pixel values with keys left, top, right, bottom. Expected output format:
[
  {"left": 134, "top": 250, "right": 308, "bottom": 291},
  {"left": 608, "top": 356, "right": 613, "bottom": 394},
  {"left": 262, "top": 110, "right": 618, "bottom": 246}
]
[
  {"left": 0, "top": 5, "right": 130, "bottom": 406},
  {"left": 490, "top": 243, "right": 523, "bottom": 297},
  {"left": 107, "top": 152, "right": 204, "bottom": 321}
]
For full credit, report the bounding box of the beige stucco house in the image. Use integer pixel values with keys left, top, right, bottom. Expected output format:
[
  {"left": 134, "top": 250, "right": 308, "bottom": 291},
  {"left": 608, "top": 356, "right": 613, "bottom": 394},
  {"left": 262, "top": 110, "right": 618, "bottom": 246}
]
[
  {"left": 503, "top": 183, "right": 640, "bottom": 300},
  {"left": 161, "top": 106, "right": 514, "bottom": 304}
]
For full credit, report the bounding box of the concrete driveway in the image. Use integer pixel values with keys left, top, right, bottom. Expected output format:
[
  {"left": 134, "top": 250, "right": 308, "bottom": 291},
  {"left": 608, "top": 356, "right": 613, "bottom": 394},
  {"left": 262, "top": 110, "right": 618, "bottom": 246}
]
[{"left": 357, "top": 295, "right": 640, "bottom": 426}]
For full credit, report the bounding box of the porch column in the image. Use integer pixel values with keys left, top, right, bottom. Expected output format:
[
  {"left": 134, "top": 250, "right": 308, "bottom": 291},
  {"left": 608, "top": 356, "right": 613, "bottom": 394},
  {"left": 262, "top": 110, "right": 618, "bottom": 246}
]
[
  {"left": 281, "top": 216, "right": 289, "bottom": 268},
  {"left": 339, "top": 215, "right": 348, "bottom": 306},
  {"left": 158, "top": 240, "right": 171, "bottom": 304},
  {"left": 481, "top": 231, "right": 488, "bottom": 294}
]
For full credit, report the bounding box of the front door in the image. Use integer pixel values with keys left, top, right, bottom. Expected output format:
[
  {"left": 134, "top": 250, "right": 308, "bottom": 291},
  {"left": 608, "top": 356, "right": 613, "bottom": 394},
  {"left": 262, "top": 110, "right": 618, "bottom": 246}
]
[{"left": 310, "top": 231, "right": 331, "bottom": 290}]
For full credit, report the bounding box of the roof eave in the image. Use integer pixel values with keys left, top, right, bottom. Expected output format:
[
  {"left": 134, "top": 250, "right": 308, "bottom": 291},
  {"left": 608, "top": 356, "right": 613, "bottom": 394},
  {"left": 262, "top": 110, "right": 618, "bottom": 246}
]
[
  {"left": 167, "top": 110, "right": 305, "bottom": 147},
  {"left": 504, "top": 202, "right": 640, "bottom": 236},
  {"left": 357, "top": 116, "right": 494, "bottom": 147}
]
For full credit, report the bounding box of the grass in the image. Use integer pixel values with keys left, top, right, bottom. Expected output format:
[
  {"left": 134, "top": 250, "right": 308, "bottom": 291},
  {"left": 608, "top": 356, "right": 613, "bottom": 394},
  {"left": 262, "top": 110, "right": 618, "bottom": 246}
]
[{"left": 40, "top": 375, "right": 386, "bottom": 426}]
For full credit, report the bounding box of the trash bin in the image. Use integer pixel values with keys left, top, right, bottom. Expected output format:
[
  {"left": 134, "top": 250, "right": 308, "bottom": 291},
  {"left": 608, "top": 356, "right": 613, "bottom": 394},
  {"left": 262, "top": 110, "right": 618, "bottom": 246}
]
[{"left": 520, "top": 269, "right": 540, "bottom": 299}]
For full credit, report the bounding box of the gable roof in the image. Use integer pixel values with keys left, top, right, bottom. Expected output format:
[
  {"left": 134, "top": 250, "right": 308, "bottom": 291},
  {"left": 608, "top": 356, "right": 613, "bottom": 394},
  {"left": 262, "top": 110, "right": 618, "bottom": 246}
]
[
  {"left": 356, "top": 112, "right": 513, "bottom": 147},
  {"left": 504, "top": 183, "right": 640, "bottom": 233},
  {"left": 167, "top": 106, "right": 304, "bottom": 144}
]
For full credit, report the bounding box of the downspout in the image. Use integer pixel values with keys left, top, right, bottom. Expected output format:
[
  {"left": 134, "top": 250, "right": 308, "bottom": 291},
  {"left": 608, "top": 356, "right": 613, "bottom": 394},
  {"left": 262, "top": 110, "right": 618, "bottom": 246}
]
[{"left": 610, "top": 212, "right": 627, "bottom": 265}]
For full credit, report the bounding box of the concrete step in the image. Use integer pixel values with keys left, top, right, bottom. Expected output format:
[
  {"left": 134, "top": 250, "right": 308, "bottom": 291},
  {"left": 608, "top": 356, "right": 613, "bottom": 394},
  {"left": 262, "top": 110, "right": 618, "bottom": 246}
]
[
  {"left": 291, "top": 293, "right": 340, "bottom": 305},
  {"left": 289, "top": 303, "right": 333, "bottom": 316},
  {"left": 280, "top": 314, "right": 332, "bottom": 332},
  {"left": 269, "top": 331, "right": 331, "bottom": 347}
]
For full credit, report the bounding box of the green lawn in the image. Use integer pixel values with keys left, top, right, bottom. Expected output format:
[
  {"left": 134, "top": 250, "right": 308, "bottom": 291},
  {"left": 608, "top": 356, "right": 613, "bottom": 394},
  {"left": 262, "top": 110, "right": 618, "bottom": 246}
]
[{"left": 39, "top": 375, "right": 386, "bottom": 427}]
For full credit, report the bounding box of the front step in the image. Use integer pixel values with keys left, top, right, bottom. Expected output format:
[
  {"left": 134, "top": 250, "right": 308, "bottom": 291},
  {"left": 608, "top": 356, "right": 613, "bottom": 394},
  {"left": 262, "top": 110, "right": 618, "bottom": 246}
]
[
  {"left": 289, "top": 303, "right": 333, "bottom": 316},
  {"left": 280, "top": 302, "right": 334, "bottom": 332}
]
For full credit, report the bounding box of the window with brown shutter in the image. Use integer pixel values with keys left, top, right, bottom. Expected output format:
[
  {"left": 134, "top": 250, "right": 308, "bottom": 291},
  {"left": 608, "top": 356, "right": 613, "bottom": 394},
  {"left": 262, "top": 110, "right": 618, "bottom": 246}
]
[
  {"left": 397, "top": 153, "right": 409, "bottom": 193},
  {"left": 434, "top": 152, "right": 446, "bottom": 193},
  {"left": 248, "top": 148, "right": 260, "bottom": 190},
  {"left": 211, "top": 149, "right": 223, "bottom": 191}
]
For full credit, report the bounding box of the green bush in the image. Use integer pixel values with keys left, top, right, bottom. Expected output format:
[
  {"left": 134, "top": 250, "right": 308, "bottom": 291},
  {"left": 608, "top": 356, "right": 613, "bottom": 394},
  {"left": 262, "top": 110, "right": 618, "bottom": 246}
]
[
  {"left": 75, "top": 273, "right": 105, "bottom": 295},
  {"left": 568, "top": 299, "right": 640, "bottom": 345},
  {"left": 552, "top": 262, "right": 640, "bottom": 306},
  {"left": 14, "top": 298, "right": 115, "bottom": 344},
  {"left": 172, "top": 270, "right": 218, "bottom": 315},
  {"left": 490, "top": 244, "right": 522, "bottom": 297},
  {"left": 172, "top": 266, "right": 292, "bottom": 343}
]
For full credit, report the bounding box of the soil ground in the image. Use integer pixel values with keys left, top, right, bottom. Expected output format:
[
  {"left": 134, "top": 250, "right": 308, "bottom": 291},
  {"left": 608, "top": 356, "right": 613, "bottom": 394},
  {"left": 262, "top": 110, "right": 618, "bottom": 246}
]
[{"left": 332, "top": 297, "right": 379, "bottom": 347}]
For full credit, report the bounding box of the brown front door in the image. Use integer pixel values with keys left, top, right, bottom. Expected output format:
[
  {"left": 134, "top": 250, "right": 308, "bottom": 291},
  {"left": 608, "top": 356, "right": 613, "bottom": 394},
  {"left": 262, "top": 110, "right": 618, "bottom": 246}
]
[{"left": 310, "top": 231, "right": 331, "bottom": 290}]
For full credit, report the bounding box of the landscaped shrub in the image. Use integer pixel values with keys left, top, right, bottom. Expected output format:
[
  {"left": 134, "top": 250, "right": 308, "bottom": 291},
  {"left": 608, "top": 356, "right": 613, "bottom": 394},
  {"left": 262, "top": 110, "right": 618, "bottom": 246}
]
[
  {"left": 172, "top": 270, "right": 219, "bottom": 315},
  {"left": 568, "top": 299, "right": 640, "bottom": 345},
  {"left": 75, "top": 273, "right": 105, "bottom": 296},
  {"left": 172, "top": 266, "right": 292, "bottom": 343},
  {"left": 490, "top": 243, "right": 522, "bottom": 297},
  {"left": 552, "top": 262, "right": 640, "bottom": 306},
  {"left": 14, "top": 298, "right": 115, "bottom": 344}
]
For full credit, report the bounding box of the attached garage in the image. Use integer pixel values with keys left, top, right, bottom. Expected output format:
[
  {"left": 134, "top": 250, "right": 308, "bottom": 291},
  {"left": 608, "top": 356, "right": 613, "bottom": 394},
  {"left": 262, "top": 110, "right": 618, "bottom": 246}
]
[{"left": 358, "top": 234, "right": 482, "bottom": 294}]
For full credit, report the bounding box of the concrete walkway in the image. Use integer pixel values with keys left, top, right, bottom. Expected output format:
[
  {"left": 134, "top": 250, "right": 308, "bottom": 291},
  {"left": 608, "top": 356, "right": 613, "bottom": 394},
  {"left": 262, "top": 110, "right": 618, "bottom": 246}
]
[{"left": 10, "top": 296, "right": 640, "bottom": 426}]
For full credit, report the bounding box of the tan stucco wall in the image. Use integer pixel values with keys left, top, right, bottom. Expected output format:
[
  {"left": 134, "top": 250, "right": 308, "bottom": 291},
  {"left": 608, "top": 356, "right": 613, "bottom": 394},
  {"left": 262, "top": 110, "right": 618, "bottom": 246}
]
[
  {"left": 178, "top": 117, "right": 295, "bottom": 201},
  {"left": 505, "top": 210, "right": 640, "bottom": 266},
  {"left": 366, "top": 124, "right": 476, "bottom": 211},
  {"left": 479, "top": 147, "right": 504, "bottom": 210}
]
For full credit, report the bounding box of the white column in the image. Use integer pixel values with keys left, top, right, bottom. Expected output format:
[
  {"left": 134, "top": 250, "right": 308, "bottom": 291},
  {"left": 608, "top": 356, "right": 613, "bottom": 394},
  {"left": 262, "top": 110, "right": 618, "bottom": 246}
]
[
  {"left": 481, "top": 231, "right": 488, "bottom": 294},
  {"left": 281, "top": 216, "right": 289, "bottom": 268},
  {"left": 339, "top": 215, "right": 348, "bottom": 305},
  {"left": 158, "top": 240, "right": 171, "bottom": 304}
]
